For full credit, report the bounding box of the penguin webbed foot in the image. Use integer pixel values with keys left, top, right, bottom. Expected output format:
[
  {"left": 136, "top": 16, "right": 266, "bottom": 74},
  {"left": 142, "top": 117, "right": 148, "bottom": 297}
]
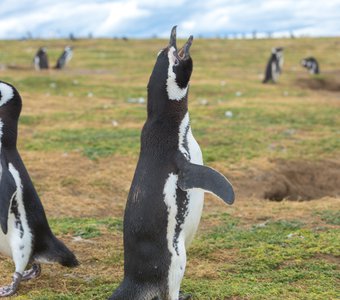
[
  {"left": 22, "top": 263, "right": 41, "bottom": 281},
  {"left": 0, "top": 272, "right": 22, "bottom": 297},
  {"left": 179, "top": 291, "right": 192, "bottom": 300}
]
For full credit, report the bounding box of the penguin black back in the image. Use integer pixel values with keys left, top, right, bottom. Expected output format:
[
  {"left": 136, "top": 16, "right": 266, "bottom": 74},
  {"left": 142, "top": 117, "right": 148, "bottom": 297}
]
[
  {"left": 263, "top": 47, "right": 284, "bottom": 83},
  {"left": 33, "top": 47, "right": 49, "bottom": 70},
  {"left": 55, "top": 46, "right": 73, "bottom": 69}
]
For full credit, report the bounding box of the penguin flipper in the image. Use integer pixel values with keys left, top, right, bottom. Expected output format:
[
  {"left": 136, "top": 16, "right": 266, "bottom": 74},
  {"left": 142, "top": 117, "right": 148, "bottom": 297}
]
[
  {"left": 176, "top": 155, "right": 235, "bottom": 205},
  {"left": 0, "top": 166, "right": 17, "bottom": 234}
]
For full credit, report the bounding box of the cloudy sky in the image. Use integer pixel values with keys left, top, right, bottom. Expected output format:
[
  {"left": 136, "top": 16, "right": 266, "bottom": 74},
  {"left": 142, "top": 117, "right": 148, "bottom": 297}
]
[{"left": 0, "top": 0, "right": 340, "bottom": 39}]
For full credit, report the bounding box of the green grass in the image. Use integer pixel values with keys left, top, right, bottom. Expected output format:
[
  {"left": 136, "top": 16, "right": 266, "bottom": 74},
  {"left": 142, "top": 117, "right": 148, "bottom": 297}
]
[
  {"left": 24, "top": 128, "right": 141, "bottom": 159},
  {"left": 1, "top": 38, "right": 337, "bottom": 164},
  {"left": 49, "top": 217, "right": 123, "bottom": 239},
  {"left": 17, "top": 215, "right": 339, "bottom": 299},
  {"left": 11, "top": 75, "right": 147, "bottom": 99},
  {"left": 0, "top": 37, "right": 339, "bottom": 299},
  {"left": 16, "top": 283, "right": 117, "bottom": 300},
  {"left": 316, "top": 210, "right": 340, "bottom": 225},
  {"left": 185, "top": 217, "right": 339, "bottom": 299},
  {"left": 19, "top": 99, "right": 339, "bottom": 162}
]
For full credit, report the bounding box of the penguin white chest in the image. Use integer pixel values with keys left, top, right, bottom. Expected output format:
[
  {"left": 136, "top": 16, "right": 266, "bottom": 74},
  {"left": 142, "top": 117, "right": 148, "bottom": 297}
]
[
  {"left": 162, "top": 113, "right": 204, "bottom": 299},
  {"left": 178, "top": 112, "right": 204, "bottom": 246},
  {"left": 0, "top": 164, "right": 32, "bottom": 270}
]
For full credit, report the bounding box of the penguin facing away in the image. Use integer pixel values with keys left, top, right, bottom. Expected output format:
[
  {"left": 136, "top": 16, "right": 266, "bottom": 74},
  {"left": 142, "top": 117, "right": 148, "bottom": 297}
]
[
  {"left": 33, "top": 47, "right": 49, "bottom": 70},
  {"left": 0, "top": 81, "right": 78, "bottom": 297},
  {"left": 301, "top": 57, "right": 320, "bottom": 74},
  {"left": 263, "top": 47, "right": 284, "bottom": 83},
  {"left": 55, "top": 46, "right": 73, "bottom": 69},
  {"left": 109, "top": 26, "right": 235, "bottom": 300}
]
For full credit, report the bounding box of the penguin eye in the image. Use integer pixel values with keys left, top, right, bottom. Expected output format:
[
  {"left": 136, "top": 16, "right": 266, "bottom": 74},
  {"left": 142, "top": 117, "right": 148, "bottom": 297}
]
[{"left": 174, "top": 58, "right": 179, "bottom": 66}]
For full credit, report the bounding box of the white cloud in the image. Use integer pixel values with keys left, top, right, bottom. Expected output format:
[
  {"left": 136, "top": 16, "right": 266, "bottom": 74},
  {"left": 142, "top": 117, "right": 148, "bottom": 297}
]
[
  {"left": 135, "top": 0, "right": 186, "bottom": 8},
  {"left": 0, "top": 0, "right": 339, "bottom": 39},
  {"left": 0, "top": 1, "right": 151, "bottom": 38},
  {"left": 92, "top": 2, "right": 149, "bottom": 35}
]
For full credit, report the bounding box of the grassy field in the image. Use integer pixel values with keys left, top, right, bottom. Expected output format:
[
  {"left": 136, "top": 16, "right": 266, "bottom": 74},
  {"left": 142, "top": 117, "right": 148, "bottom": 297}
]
[{"left": 0, "top": 36, "right": 339, "bottom": 299}]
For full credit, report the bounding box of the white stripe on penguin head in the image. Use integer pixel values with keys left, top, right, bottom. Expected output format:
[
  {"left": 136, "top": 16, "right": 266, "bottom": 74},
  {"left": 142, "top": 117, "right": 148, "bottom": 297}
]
[
  {"left": 166, "top": 47, "right": 188, "bottom": 101},
  {"left": 0, "top": 83, "right": 14, "bottom": 107}
]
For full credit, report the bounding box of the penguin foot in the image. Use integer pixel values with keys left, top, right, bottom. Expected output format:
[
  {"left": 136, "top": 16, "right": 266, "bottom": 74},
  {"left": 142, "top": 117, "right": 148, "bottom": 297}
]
[
  {"left": 179, "top": 291, "right": 192, "bottom": 300},
  {"left": 22, "top": 264, "right": 41, "bottom": 281},
  {"left": 0, "top": 272, "right": 22, "bottom": 297}
]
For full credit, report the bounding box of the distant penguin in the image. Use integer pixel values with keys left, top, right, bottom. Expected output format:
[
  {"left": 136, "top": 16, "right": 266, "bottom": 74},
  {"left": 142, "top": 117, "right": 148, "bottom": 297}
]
[
  {"left": 0, "top": 81, "right": 78, "bottom": 297},
  {"left": 109, "top": 26, "right": 235, "bottom": 300},
  {"left": 33, "top": 47, "right": 49, "bottom": 70},
  {"left": 263, "top": 47, "right": 284, "bottom": 83},
  {"left": 55, "top": 46, "right": 73, "bottom": 69},
  {"left": 301, "top": 57, "right": 320, "bottom": 74}
]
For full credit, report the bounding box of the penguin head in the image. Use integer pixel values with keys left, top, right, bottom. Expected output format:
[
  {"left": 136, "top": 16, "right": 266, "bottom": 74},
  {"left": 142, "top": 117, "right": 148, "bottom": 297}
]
[
  {"left": 272, "top": 47, "right": 283, "bottom": 60},
  {"left": 272, "top": 47, "right": 283, "bottom": 54},
  {"left": 301, "top": 58, "right": 308, "bottom": 68},
  {"left": 148, "top": 26, "right": 193, "bottom": 102},
  {"left": 37, "top": 47, "right": 47, "bottom": 56},
  {"left": 65, "top": 46, "right": 73, "bottom": 52},
  {"left": 301, "top": 57, "right": 315, "bottom": 69},
  {"left": 0, "top": 81, "right": 22, "bottom": 118}
]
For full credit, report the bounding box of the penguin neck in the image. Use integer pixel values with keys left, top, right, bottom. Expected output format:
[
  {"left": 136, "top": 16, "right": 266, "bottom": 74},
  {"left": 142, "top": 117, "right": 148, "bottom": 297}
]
[
  {"left": 146, "top": 88, "right": 189, "bottom": 125},
  {"left": 0, "top": 116, "right": 18, "bottom": 150},
  {"left": 0, "top": 119, "right": 3, "bottom": 152}
]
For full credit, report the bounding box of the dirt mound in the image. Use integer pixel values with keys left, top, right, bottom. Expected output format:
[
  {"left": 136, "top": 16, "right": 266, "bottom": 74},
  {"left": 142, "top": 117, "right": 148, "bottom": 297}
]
[
  {"left": 233, "top": 159, "right": 340, "bottom": 201},
  {"left": 297, "top": 74, "right": 340, "bottom": 92},
  {"left": 263, "top": 159, "right": 340, "bottom": 201}
]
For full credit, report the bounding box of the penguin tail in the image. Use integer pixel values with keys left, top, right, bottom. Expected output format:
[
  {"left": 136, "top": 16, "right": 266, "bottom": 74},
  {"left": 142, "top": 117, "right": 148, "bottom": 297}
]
[
  {"left": 35, "top": 237, "right": 79, "bottom": 267},
  {"left": 53, "top": 238, "right": 79, "bottom": 267}
]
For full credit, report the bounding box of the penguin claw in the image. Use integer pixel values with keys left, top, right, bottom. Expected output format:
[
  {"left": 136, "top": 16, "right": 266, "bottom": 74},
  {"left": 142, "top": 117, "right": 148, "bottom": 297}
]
[
  {"left": 0, "top": 272, "right": 22, "bottom": 297},
  {"left": 22, "top": 263, "right": 41, "bottom": 281}
]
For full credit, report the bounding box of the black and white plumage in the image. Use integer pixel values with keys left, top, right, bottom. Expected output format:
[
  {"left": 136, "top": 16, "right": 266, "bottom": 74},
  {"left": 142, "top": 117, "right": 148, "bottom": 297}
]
[
  {"left": 33, "top": 47, "right": 49, "bottom": 70},
  {"left": 0, "top": 81, "right": 78, "bottom": 297},
  {"left": 55, "top": 46, "right": 73, "bottom": 69},
  {"left": 301, "top": 57, "right": 320, "bottom": 74},
  {"left": 263, "top": 47, "right": 284, "bottom": 83},
  {"left": 109, "top": 26, "right": 235, "bottom": 300}
]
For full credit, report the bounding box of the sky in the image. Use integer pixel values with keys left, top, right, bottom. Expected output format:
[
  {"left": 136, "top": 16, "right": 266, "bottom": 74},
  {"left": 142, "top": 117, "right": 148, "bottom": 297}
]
[{"left": 0, "top": 0, "right": 340, "bottom": 39}]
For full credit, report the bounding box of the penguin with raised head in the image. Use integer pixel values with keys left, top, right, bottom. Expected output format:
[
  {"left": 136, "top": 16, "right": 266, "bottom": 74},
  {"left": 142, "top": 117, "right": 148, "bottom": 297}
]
[
  {"left": 33, "top": 47, "right": 49, "bottom": 70},
  {"left": 55, "top": 46, "right": 73, "bottom": 69},
  {"left": 301, "top": 57, "right": 320, "bottom": 74},
  {"left": 109, "top": 26, "right": 235, "bottom": 300},
  {"left": 263, "top": 47, "right": 284, "bottom": 83},
  {"left": 0, "top": 81, "right": 78, "bottom": 297}
]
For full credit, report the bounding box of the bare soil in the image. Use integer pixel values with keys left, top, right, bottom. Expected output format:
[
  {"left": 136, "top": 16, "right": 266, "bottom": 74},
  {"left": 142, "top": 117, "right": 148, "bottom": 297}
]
[
  {"left": 297, "top": 72, "right": 340, "bottom": 92},
  {"left": 229, "top": 158, "right": 340, "bottom": 201}
]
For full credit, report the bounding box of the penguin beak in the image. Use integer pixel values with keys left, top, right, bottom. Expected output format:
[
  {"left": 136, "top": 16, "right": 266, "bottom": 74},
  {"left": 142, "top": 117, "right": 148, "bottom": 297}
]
[
  {"left": 168, "top": 25, "right": 193, "bottom": 61},
  {"left": 178, "top": 35, "right": 193, "bottom": 60},
  {"left": 169, "top": 25, "right": 177, "bottom": 50}
]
